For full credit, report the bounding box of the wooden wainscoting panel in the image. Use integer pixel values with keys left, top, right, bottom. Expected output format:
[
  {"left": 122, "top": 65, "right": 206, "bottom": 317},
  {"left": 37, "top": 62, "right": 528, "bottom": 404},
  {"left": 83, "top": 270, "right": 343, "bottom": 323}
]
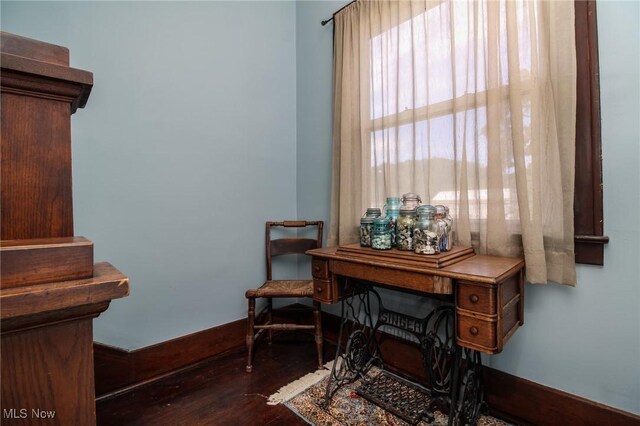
[{"left": 2, "top": 319, "right": 96, "bottom": 425}]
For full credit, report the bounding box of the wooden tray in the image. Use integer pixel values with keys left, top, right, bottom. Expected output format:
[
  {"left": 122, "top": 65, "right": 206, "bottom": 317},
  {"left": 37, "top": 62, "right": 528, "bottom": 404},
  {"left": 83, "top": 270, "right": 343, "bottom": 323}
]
[{"left": 336, "top": 243, "right": 475, "bottom": 269}]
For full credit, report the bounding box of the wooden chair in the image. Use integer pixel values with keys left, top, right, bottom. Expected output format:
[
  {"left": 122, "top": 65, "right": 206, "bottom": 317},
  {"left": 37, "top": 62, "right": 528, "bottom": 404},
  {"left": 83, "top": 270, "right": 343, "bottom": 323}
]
[{"left": 245, "top": 220, "right": 324, "bottom": 373}]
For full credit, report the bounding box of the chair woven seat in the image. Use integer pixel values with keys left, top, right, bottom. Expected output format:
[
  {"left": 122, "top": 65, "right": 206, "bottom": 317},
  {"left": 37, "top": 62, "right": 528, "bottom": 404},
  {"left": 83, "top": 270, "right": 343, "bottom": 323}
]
[{"left": 246, "top": 280, "right": 313, "bottom": 298}]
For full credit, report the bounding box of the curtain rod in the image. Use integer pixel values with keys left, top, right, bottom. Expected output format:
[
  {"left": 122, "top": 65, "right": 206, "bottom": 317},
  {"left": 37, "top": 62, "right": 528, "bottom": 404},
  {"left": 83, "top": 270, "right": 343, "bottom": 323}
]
[{"left": 321, "top": 0, "right": 357, "bottom": 26}]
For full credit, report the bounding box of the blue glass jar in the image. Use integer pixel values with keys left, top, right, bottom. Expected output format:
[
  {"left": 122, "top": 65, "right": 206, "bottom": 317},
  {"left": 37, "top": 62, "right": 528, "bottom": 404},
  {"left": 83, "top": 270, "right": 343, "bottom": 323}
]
[
  {"left": 360, "top": 208, "right": 381, "bottom": 247},
  {"left": 371, "top": 217, "right": 392, "bottom": 250},
  {"left": 414, "top": 205, "right": 440, "bottom": 255},
  {"left": 384, "top": 197, "right": 402, "bottom": 213},
  {"left": 383, "top": 197, "right": 401, "bottom": 247}
]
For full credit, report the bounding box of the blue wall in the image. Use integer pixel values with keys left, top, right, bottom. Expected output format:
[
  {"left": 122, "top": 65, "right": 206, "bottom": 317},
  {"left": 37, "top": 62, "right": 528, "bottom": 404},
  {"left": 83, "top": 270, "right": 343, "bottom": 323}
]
[
  {"left": 2, "top": 0, "right": 638, "bottom": 414},
  {"left": 2, "top": 1, "right": 299, "bottom": 349},
  {"left": 295, "top": 0, "right": 640, "bottom": 414}
]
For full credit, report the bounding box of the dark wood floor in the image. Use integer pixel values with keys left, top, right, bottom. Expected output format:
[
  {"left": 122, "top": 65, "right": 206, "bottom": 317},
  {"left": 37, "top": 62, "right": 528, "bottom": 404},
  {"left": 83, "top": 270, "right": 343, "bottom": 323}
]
[{"left": 96, "top": 335, "right": 331, "bottom": 426}]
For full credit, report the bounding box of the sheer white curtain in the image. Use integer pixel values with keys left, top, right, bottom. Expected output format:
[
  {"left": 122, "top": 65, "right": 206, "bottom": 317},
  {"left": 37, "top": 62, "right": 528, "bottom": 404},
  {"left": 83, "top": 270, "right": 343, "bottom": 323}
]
[{"left": 328, "top": 0, "right": 577, "bottom": 285}]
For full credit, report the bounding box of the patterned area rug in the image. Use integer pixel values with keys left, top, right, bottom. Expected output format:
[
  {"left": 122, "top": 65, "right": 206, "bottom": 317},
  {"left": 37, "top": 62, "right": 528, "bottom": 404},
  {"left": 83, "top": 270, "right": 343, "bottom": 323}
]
[{"left": 283, "top": 368, "right": 509, "bottom": 426}]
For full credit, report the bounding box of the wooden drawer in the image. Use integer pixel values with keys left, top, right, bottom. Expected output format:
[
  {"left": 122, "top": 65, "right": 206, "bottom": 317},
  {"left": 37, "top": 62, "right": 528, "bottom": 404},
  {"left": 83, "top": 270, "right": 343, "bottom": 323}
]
[
  {"left": 332, "top": 260, "right": 451, "bottom": 295},
  {"left": 457, "top": 281, "right": 496, "bottom": 315},
  {"left": 313, "top": 278, "right": 336, "bottom": 304},
  {"left": 312, "top": 259, "right": 330, "bottom": 280},
  {"left": 457, "top": 313, "right": 497, "bottom": 352},
  {"left": 455, "top": 270, "right": 524, "bottom": 354}
]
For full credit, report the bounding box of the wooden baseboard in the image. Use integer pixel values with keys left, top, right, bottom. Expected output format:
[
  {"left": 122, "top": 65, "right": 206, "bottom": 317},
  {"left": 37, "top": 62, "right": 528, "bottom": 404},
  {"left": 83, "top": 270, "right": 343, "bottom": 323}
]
[
  {"left": 484, "top": 368, "right": 640, "bottom": 426},
  {"left": 94, "top": 304, "right": 315, "bottom": 398},
  {"left": 94, "top": 318, "right": 246, "bottom": 398},
  {"left": 95, "top": 308, "right": 639, "bottom": 425},
  {"left": 321, "top": 311, "right": 640, "bottom": 426}
]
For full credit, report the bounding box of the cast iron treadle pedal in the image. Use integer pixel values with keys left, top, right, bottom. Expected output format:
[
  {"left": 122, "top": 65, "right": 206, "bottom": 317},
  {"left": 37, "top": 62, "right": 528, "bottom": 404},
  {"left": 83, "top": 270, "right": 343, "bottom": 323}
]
[{"left": 356, "top": 370, "right": 434, "bottom": 425}]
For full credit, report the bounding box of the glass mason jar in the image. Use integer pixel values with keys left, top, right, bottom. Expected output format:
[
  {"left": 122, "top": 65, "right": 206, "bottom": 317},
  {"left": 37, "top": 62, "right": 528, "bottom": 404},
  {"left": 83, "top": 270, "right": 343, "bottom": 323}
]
[
  {"left": 365, "top": 207, "right": 382, "bottom": 218},
  {"left": 414, "top": 205, "right": 440, "bottom": 255},
  {"left": 383, "top": 197, "right": 402, "bottom": 214},
  {"left": 401, "top": 192, "right": 422, "bottom": 210},
  {"left": 360, "top": 217, "right": 374, "bottom": 247},
  {"left": 434, "top": 205, "right": 449, "bottom": 252},
  {"left": 444, "top": 206, "right": 453, "bottom": 251},
  {"left": 360, "top": 208, "right": 381, "bottom": 247},
  {"left": 396, "top": 206, "right": 416, "bottom": 251},
  {"left": 371, "top": 217, "right": 392, "bottom": 250},
  {"left": 383, "top": 197, "right": 401, "bottom": 247}
]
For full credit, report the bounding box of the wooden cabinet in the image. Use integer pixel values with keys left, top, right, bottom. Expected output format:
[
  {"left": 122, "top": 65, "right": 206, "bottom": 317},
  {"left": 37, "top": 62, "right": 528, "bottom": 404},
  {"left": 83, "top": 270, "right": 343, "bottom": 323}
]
[
  {"left": 0, "top": 32, "right": 129, "bottom": 425},
  {"left": 307, "top": 245, "right": 524, "bottom": 355}
]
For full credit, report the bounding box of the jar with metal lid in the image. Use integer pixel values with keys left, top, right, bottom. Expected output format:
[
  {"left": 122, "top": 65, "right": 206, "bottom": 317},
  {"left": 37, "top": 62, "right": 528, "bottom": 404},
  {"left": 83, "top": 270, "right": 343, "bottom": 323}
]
[
  {"left": 414, "top": 205, "right": 440, "bottom": 255},
  {"left": 396, "top": 206, "right": 416, "bottom": 251},
  {"left": 360, "top": 208, "right": 381, "bottom": 247},
  {"left": 401, "top": 192, "right": 422, "bottom": 210},
  {"left": 371, "top": 217, "right": 392, "bottom": 250},
  {"left": 444, "top": 206, "right": 453, "bottom": 251},
  {"left": 365, "top": 207, "right": 382, "bottom": 218},
  {"left": 383, "top": 197, "right": 401, "bottom": 247},
  {"left": 434, "top": 205, "right": 449, "bottom": 252}
]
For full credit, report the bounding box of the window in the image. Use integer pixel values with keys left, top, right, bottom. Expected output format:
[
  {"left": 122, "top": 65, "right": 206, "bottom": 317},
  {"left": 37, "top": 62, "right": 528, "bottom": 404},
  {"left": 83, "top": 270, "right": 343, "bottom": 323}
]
[
  {"left": 330, "top": 0, "right": 606, "bottom": 283},
  {"left": 364, "top": 0, "right": 607, "bottom": 264},
  {"left": 367, "top": 1, "right": 533, "bottom": 232}
]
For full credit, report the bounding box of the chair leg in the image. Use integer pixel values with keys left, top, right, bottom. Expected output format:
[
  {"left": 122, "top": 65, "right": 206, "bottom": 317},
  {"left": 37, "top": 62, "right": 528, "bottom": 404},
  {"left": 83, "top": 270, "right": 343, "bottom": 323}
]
[
  {"left": 246, "top": 297, "right": 255, "bottom": 373},
  {"left": 313, "top": 300, "right": 323, "bottom": 370},
  {"left": 267, "top": 298, "right": 273, "bottom": 344}
]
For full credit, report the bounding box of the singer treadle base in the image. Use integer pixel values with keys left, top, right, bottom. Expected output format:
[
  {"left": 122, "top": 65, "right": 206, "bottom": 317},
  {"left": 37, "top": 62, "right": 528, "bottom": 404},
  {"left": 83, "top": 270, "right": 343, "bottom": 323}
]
[{"left": 356, "top": 370, "right": 433, "bottom": 425}]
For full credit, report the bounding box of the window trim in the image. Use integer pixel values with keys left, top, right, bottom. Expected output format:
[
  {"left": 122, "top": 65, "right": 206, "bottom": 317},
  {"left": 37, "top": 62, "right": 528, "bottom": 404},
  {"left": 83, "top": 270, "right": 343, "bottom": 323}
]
[{"left": 574, "top": 0, "right": 608, "bottom": 265}]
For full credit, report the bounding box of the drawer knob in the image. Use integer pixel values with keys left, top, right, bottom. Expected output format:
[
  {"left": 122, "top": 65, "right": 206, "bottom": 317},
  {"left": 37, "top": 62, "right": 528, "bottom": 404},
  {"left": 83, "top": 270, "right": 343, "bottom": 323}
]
[
  {"left": 316, "top": 286, "right": 323, "bottom": 293},
  {"left": 469, "top": 326, "right": 479, "bottom": 336},
  {"left": 469, "top": 294, "right": 479, "bottom": 303}
]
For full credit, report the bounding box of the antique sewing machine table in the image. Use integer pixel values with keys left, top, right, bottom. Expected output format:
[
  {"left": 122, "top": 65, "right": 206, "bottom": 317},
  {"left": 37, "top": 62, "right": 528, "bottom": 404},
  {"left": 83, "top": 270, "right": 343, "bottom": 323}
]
[{"left": 307, "top": 244, "right": 525, "bottom": 425}]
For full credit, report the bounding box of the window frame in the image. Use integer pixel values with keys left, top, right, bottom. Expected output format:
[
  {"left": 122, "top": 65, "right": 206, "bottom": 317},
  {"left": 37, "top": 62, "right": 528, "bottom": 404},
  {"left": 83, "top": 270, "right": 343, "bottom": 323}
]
[{"left": 574, "top": 0, "right": 608, "bottom": 265}]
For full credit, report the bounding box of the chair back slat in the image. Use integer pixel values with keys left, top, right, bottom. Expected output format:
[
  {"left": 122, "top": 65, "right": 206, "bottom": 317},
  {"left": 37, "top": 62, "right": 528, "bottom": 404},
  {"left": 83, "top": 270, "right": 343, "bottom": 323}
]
[
  {"left": 282, "top": 220, "right": 306, "bottom": 227},
  {"left": 265, "top": 221, "right": 323, "bottom": 281},
  {"left": 270, "top": 238, "right": 318, "bottom": 257}
]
